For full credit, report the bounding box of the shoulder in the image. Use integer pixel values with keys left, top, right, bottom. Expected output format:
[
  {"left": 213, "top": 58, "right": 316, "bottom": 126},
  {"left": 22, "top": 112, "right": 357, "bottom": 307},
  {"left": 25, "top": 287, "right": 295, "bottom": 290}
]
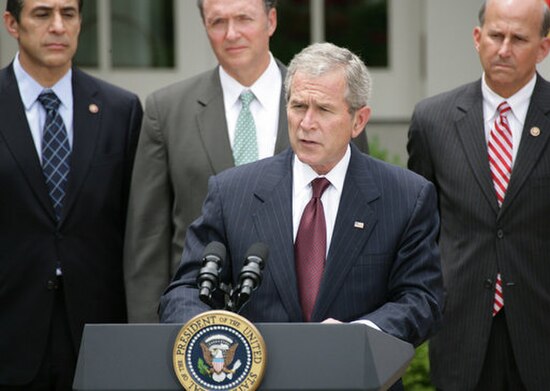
[
  {"left": 213, "top": 149, "right": 292, "bottom": 187},
  {"left": 413, "top": 80, "right": 479, "bottom": 114},
  {"left": 73, "top": 68, "right": 139, "bottom": 103},
  {"left": 351, "top": 148, "right": 433, "bottom": 198},
  {"left": 146, "top": 67, "right": 219, "bottom": 104}
]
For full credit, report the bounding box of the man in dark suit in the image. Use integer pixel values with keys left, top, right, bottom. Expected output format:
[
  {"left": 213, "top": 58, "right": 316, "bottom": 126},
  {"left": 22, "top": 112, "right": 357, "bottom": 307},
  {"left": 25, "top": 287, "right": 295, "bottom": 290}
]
[
  {"left": 160, "top": 42, "right": 443, "bottom": 364},
  {"left": 123, "top": 0, "right": 370, "bottom": 323},
  {"left": 407, "top": 0, "right": 550, "bottom": 389},
  {"left": 0, "top": 0, "right": 142, "bottom": 389}
]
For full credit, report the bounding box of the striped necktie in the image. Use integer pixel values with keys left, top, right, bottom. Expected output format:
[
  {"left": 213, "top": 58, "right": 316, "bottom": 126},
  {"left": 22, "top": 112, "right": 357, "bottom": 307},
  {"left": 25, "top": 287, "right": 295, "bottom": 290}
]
[{"left": 488, "top": 101, "right": 512, "bottom": 316}]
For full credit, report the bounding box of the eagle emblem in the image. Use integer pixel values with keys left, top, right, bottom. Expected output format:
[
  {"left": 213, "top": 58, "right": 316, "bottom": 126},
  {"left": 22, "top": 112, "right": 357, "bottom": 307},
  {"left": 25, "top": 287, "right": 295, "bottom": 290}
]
[{"left": 198, "top": 334, "right": 242, "bottom": 383}]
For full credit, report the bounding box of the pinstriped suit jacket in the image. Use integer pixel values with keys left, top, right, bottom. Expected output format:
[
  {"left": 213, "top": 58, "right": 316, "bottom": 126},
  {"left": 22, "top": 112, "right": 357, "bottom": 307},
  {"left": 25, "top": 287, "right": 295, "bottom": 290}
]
[
  {"left": 160, "top": 144, "right": 443, "bottom": 347},
  {"left": 407, "top": 74, "right": 550, "bottom": 390}
]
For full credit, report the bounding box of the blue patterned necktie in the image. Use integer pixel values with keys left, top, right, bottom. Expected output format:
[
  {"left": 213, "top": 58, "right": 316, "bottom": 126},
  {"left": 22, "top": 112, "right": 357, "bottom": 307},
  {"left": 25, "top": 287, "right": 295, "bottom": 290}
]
[
  {"left": 233, "top": 90, "right": 259, "bottom": 166},
  {"left": 38, "top": 91, "right": 71, "bottom": 221}
]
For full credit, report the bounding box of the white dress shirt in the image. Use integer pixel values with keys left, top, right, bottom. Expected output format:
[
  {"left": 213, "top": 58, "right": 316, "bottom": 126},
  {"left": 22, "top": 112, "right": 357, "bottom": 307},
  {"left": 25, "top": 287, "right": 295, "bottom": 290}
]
[
  {"left": 481, "top": 72, "right": 536, "bottom": 167},
  {"left": 220, "top": 53, "right": 282, "bottom": 160}
]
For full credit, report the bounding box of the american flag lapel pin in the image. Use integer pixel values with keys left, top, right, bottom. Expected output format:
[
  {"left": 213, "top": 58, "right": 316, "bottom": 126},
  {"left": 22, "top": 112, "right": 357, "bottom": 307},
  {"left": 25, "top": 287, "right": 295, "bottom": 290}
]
[{"left": 354, "top": 221, "right": 365, "bottom": 229}]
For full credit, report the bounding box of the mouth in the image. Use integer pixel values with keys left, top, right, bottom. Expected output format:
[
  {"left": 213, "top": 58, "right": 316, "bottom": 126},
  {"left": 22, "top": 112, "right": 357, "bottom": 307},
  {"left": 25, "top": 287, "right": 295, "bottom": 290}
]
[{"left": 45, "top": 43, "right": 69, "bottom": 50}]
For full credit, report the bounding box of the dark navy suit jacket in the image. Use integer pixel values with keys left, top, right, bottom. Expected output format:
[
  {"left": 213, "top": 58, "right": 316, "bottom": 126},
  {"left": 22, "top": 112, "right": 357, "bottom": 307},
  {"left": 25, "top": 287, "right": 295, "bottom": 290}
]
[
  {"left": 0, "top": 64, "right": 142, "bottom": 385},
  {"left": 160, "top": 144, "right": 443, "bottom": 347}
]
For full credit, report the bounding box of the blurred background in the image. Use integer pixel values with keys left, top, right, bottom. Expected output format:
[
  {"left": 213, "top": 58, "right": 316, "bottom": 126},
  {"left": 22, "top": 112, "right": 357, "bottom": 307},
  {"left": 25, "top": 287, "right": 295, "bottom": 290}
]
[{"left": 8, "top": 0, "right": 549, "bottom": 162}]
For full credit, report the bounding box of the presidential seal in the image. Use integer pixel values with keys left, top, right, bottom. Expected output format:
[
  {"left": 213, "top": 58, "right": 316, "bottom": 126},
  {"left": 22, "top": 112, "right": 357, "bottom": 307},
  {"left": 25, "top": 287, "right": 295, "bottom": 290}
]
[{"left": 173, "top": 310, "right": 266, "bottom": 391}]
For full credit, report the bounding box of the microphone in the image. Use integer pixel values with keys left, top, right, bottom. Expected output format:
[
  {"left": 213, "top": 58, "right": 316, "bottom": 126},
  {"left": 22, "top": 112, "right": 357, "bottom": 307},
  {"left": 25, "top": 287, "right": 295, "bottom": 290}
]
[
  {"left": 235, "top": 242, "right": 268, "bottom": 312},
  {"left": 197, "top": 241, "right": 226, "bottom": 307}
]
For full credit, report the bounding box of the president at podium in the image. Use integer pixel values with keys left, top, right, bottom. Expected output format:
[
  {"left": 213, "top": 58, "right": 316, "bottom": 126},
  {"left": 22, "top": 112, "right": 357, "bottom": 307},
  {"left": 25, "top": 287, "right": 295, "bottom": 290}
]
[{"left": 160, "top": 43, "right": 444, "bottom": 372}]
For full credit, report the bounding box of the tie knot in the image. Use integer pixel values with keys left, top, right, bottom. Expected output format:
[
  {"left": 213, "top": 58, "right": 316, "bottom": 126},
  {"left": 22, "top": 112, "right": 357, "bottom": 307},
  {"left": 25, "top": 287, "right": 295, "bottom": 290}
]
[
  {"left": 240, "top": 90, "right": 255, "bottom": 107},
  {"left": 311, "top": 177, "right": 331, "bottom": 199},
  {"left": 38, "top": 91, "right": 61, "bottom": 112},
  {"left": 497, "top": 101, "right": 511, "bottom": 117}
]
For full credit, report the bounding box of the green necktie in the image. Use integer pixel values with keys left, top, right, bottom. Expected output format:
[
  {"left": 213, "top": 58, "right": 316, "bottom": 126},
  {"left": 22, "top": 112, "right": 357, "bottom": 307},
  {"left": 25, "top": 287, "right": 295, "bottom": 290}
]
[{"left": 233, "top": 90, "right": 259, "bottom": 166}]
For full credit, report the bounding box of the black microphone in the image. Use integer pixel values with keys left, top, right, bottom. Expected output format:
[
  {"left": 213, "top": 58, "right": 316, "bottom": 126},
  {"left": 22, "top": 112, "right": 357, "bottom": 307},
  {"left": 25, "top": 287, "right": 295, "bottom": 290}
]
[
  {"left": 235, "top": 242, "right": 268, "bottom": 311},
  {"left": 197, "top": 241, "right": 226, "bottom": 306}
]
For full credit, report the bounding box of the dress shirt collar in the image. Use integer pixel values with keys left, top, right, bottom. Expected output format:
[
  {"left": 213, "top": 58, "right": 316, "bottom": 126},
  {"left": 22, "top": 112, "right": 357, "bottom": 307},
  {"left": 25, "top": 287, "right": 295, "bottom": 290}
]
[
  {"left": 219, "top": 52, "right": 281, "bottom": 111},
  {"left": 481, "top": 72, "right": 536, "bottom": 124},
  {"left": 293, "top": 145, "right": 351, "bottom": 196},
  {"left": 13, "top": 52, "right": 73, "bottom": 111}
]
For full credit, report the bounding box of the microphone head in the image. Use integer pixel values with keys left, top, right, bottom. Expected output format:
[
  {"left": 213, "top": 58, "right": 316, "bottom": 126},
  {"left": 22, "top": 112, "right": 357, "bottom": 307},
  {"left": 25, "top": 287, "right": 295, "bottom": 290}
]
[
  {"left": 202, "top": 241, "right": 226, "bottom": 262},
  {"left": 245, "top": 242, "right": 268, "bottom": 266}
]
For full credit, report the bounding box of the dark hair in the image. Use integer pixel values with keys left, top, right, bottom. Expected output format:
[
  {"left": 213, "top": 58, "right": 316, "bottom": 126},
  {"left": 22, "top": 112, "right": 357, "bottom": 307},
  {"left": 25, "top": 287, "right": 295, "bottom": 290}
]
[
  {"left": 478, "top": 0, "right": 550, "bottom": 37},
  {"left": 6, "top": 0, "right": 84, "bottom": 22},
  {"left": 196, "top": 0, "right": 277, "bottom": 21}
]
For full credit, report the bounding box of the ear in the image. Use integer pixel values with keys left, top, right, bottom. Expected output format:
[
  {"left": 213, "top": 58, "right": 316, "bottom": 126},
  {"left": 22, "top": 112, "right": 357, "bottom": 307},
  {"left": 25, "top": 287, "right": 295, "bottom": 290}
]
[
  {"left": 351, "top": 105, "right": 371, "bottom": 139},
  {"left": 3, "top": 11, "right": 20, "bottom": 40},
  {"left": 473, "top": 26, "right": 482, "bottom": 52},
  {"left": 267, "top": 8, "right": 277, "bottom": 37},
  {"left": 536, "top": 36, "right": 550, "bottom": 64}
]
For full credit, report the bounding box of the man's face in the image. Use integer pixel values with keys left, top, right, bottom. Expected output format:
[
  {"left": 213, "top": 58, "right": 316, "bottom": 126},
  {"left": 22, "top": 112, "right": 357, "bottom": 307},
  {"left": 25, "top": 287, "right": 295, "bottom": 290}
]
[
  {"left": 473, "top": 0, "right": 550, "bottom": 97},
  {"left": 3, "top": 0, "right": 81, "bottom": 80},
  {"left": 202, "top": 0, "right": 276, "bottom": 85},
  {"left": 287, "top": 69, "right": 370, "bottom": 175}
]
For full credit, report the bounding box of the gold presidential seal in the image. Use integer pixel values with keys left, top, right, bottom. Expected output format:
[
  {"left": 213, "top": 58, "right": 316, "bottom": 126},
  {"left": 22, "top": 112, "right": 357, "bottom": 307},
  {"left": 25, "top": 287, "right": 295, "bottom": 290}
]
[{"left": 173, "top": 310, "right": 266, "bottom": 391}]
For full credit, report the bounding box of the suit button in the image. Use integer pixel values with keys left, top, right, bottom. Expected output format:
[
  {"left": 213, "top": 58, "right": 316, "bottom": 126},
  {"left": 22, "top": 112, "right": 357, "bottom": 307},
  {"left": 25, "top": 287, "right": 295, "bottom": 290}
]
[
  {"left": 484, "top": 279, "right": 493, "bottom": 289},
  {"left": 497, "top": 229, "right": 504, "bottom": 239},
  {"left": 47, "top": 280, "right": 58, "bottom": 290},
  {"left": 55, "top": 231, "right": 63, "bottom": 240}
]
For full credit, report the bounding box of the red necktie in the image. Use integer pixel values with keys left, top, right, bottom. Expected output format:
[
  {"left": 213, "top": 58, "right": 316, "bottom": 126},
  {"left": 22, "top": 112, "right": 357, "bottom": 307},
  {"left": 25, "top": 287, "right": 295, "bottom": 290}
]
[
  {"left": 488, "top": 101, "right": 512, "bottom": 316},
  {"left": 295, "top": 177, "right": 331, "bottom": 321}
]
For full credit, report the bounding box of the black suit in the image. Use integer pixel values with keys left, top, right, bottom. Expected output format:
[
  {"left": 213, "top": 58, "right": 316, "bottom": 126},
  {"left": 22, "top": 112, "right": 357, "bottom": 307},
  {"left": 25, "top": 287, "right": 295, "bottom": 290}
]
[
  {"left": 0, "top": 64, "right": 142, "bottom": 386},
  {"left": 408, "top": 74, "right": 550, "bottom": 390}
]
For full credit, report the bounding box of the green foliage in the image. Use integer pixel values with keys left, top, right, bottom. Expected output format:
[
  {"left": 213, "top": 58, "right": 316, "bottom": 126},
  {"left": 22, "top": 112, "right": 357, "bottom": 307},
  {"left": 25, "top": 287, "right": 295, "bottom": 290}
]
[
  {"left": 403, "top": 342, "right": 435, "bottom": 391},
  {"left": 197, "top": 358, "right": 210, "bottom": 377},
  {"left": 367, "top": 134, "right": 402, "bottom": 166}
]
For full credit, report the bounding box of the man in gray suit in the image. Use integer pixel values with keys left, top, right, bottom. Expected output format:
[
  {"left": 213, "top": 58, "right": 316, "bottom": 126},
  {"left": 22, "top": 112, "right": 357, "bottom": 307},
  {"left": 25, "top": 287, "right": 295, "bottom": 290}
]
[
  {"left": 160, "top": 43, "right": 443, "bottom": 390},
  {"left": 124, "top": 0, "right": 368, "bottom": 323},
  {"left": 408, "top": 0, "right": 550, "bottom": 389}
]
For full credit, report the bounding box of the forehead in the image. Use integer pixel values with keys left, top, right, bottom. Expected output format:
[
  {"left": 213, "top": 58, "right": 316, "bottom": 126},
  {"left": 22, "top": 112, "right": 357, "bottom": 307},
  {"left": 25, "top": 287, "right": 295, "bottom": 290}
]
[
  {"left": 22, "top": 0, "right": 80, "bottom": 11},
  {"left": 483, "top": 0, "right": 542, "bottom": 34},
  {"left": 203, "top": 0, "right": 264, "bottom": 17},
  {"left": 290, "top": 70, "right": 347, "bottom": 101}
]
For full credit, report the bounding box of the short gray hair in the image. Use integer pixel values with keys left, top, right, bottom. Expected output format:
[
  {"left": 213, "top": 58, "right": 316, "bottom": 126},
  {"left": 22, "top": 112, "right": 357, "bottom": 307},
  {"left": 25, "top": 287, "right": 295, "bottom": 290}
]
[
  {"left": 285, "top": 42, "right": 372, "bottom": 113},
  {"left": 478, "top": 0, "right": 550, "bottom": 37},
  {"left": 197, "top": 0, "right": 277, "bottom": 21}
]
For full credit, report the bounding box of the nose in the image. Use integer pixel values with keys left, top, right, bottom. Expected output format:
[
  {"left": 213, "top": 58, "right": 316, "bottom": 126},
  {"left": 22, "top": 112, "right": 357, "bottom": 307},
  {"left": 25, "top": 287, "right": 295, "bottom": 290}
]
[
  {"left": 498, "top": 38, "right": 512, "bottom": 58},
  {"left": 49, "top": 12, "right": 67, "bottom": 34},
  {"left": 226, "top": 19, "right": 240, "bottom": 40},
  {"left": 300, "top": 108, "right": 316, "bottom": 130}
]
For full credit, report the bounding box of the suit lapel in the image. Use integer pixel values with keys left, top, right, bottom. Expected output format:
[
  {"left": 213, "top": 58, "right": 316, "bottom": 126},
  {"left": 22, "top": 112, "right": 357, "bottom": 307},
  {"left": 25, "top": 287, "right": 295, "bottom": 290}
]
[
  {"left": 60, "top": 69, "right": 101, "bottom": 223},
  {"left": 0, "top": 65, "right": 56, "bottom": 220},
  {"left": 501, "top": 76, "right": 550, "bottom": 215},
  {"left": 313, "top": 146, "right": 380, "bottom": 321},
  {"left": 196, "top": 68, "right": 236, "bottom": 173},
  {"left": 454, "top": 81, "right": 499, "bottom": 214},
  {"left": 252, "top": 149, "right": 303, "bottom": 321}
]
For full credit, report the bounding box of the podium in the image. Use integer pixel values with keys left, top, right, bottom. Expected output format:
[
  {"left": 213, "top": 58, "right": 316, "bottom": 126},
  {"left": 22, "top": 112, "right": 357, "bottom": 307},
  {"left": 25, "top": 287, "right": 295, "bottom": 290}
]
[{"left": 73, "top": 323, "right": 414, "bottom": 391}]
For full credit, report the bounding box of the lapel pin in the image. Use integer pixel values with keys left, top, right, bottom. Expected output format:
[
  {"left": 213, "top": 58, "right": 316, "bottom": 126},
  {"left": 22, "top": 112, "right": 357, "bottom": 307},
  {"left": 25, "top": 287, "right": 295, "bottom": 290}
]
[
  {"left": 530, "top": 127, "right": 541, "bottom": 137},
  {"left": 354, "top": 221, "right": 365, "bottom": 229},
  {"left": 89, "top": 103, "right": 99, "bottom": 114}
]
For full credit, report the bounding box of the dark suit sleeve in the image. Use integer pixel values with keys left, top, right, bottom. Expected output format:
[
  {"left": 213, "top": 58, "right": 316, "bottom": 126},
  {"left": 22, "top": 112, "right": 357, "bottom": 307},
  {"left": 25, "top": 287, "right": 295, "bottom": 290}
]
[
  {"left": 407, "top": 105, "right": 435, "bottom": 182},
  {"left": 363, "top": 180, "right": 443, "bottom": 347},
  {"left": 158, "top": 174, "right": 228, "bottom": 323}
]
